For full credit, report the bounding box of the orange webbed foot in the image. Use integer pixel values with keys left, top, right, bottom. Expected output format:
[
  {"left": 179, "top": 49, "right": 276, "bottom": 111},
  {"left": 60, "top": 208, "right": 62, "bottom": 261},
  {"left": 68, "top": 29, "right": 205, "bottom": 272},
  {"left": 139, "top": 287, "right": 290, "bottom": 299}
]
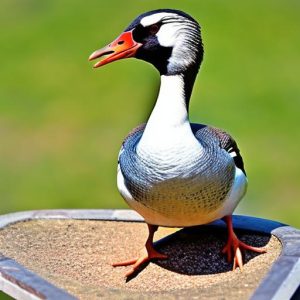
[
  {"left": 113, "top": 245, "right": 167, "bottom": 277},
  {"left": 222, "top": 215, "right": 266, "bottom": 270},
  {"left": 112, "top": 224, "right": 167, "bottom": 278}
]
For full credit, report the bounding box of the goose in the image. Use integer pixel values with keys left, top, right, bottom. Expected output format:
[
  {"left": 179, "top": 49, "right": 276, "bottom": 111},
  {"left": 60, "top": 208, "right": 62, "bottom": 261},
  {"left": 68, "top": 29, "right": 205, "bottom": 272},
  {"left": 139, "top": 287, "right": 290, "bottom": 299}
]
[{"left": 89, "top": 9, "right": 265, "bottom": 277}]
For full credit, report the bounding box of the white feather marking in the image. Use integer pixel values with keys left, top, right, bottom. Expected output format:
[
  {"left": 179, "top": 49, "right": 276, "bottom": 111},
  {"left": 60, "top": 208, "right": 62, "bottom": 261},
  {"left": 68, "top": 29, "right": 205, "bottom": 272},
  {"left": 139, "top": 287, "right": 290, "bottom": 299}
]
[
  {"left": 117, "top": 163, "right": 133, "bottom": 202},
  {"left": 140, "top": 12, "right": 177, "bottom": 27},
  {"left": 217, "top": 167, "right": 248, "bottom": 218},
  {"left": 229, "top": 151, "right": 237, "bottom": 158},
  {"left": 156, "top": 23, "right": 180, "bottom": 47}
]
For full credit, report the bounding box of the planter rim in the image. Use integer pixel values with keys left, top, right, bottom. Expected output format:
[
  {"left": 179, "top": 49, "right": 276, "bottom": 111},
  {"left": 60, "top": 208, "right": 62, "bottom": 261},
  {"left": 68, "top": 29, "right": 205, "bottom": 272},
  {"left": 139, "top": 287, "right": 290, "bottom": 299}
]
[{"left": 0, "top": 209, "right": 299, "bottom": 300}]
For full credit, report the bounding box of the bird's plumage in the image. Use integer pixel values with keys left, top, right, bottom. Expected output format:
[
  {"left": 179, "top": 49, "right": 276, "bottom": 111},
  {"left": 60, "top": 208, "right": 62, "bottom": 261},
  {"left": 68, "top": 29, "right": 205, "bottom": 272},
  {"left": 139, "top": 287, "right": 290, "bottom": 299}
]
[
  {"left": 90, "top": 8, "right": 264, "bottom": 277},
  {"left": 118, "top": 121, "right": 247, "bottom": 227}
]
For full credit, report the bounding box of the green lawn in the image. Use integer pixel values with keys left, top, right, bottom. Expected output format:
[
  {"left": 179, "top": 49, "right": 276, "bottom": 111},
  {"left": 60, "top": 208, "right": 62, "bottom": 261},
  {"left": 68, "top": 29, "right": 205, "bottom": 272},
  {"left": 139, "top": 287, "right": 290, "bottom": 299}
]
[{"left": 0, "top": 0, "right": 299, "bottom": 227}]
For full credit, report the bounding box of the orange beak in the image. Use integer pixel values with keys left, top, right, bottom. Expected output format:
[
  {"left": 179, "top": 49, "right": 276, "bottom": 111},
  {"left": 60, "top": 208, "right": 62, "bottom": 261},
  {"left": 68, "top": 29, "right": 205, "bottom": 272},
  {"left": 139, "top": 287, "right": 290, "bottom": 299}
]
[{"left": 88, "top": 30, "right": 142, "bottom": 68}]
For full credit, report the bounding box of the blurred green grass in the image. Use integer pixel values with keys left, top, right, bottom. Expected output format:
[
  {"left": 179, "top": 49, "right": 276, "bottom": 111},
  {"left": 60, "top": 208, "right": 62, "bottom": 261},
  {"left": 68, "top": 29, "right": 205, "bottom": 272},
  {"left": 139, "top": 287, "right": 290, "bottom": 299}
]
[{"left": 0, "top": 0, "right": 299, "bottom": 227}]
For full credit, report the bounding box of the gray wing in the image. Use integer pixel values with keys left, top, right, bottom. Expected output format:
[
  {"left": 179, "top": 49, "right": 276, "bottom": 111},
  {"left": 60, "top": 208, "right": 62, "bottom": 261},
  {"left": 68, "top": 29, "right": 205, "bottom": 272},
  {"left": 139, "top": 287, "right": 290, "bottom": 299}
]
[
  {"left": 118, "top": 123, "right": 146, "bottom": 163},
  {"left": 191, "top": 123, "right": 247, "bottom": 176},
  {"left": 122, "top": 123, "right": 146, "bottom": 146}
]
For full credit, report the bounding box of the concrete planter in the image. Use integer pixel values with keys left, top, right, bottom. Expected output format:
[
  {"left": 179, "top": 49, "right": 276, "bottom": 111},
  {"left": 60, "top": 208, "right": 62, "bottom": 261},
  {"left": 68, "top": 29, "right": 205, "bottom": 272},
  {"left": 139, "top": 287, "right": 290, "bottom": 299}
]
[{"left": 0, "top": 209, "right": 299, "bottom": 299}]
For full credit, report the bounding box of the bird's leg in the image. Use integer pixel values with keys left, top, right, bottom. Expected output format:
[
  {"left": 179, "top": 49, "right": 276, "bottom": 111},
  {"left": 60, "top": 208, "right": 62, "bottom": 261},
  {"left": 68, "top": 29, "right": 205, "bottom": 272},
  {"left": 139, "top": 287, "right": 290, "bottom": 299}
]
[
  {"left": 112, "top": 224, "right": 168, "bottom": 277},
  {"left": 222, "top": 215, "right": 266, "bottom": 270}
]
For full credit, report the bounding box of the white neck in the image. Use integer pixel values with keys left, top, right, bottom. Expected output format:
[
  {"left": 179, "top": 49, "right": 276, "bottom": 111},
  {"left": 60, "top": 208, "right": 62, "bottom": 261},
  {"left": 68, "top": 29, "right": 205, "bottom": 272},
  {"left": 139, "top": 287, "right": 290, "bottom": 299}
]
[
  {"left": 148, "top": 74, "right": 189, "bottom": 127},
  {"left": 137, "top": 74, "right": 200, "bottom": 152}
]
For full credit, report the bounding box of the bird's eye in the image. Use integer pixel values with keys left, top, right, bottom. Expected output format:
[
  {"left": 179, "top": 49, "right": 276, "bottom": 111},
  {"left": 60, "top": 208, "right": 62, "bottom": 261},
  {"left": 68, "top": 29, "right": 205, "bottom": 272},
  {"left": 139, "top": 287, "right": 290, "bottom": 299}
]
[
  {"left": 132, "top": 23, "right": 161, "bottom": 43},
  {"left": 148, "top": 24, "right": 160, "bottom": 35}
]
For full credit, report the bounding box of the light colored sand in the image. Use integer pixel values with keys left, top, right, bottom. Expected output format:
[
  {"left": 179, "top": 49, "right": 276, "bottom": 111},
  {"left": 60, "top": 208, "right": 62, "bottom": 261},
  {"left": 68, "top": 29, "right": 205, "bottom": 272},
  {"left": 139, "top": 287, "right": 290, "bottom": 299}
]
[{"left": 0, "top": 220, "right": 281, "bottom": 299}]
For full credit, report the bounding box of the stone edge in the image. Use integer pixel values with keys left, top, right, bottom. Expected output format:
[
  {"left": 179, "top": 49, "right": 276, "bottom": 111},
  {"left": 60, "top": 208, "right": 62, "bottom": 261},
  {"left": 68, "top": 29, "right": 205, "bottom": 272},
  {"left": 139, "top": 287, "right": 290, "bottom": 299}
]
[{"left": 0, "top": 209, "right": 299, "bottom": 300}]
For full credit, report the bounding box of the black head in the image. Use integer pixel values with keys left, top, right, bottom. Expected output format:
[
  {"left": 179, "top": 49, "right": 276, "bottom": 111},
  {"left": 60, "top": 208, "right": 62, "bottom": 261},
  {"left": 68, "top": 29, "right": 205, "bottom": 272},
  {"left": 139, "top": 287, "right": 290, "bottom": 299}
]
[{"left": 89, "top": 9, "right": 203, "bottom": 75}]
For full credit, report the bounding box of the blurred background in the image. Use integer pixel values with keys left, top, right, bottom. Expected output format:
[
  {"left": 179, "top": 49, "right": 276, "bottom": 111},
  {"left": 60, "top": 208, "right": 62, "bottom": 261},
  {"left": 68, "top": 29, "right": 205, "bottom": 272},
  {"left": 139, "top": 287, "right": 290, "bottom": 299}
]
[{"left": 0, "top": 0, "right": 299, "bottom": 228}]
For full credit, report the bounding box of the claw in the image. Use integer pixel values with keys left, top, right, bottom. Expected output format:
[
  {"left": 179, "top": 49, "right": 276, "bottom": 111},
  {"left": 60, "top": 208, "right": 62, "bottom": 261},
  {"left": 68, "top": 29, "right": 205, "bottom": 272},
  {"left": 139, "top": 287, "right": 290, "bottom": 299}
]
[{"left": 222, "top": 215, "right": 266, "bottom": 270}]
